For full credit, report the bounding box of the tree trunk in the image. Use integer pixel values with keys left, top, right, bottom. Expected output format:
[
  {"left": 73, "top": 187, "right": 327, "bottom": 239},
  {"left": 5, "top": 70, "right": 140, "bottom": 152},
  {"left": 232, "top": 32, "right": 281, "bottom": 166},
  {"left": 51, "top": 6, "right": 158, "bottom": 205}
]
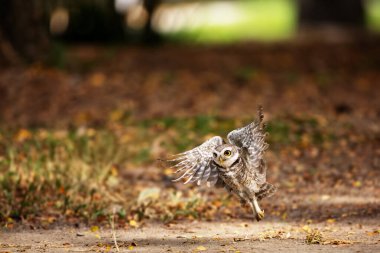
[
  {"left": 0, "top": 0, "right": 49, "bottom": 64},
  {"left": 299, "top": 0, "right": 365, "bottom": 27},
  {"left": 143, "top": 0, "right": 162, "bottom": 44}
]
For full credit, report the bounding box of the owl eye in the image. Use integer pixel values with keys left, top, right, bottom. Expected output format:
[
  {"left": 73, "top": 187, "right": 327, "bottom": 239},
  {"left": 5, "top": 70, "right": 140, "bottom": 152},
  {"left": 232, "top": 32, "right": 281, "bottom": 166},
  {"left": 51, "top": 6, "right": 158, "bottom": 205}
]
[
  {"left": 213, "top": 152, "right": 218, "bottom": 158},
  {"left": 224, "top": 150, "right": 232, "bottom": 156}
]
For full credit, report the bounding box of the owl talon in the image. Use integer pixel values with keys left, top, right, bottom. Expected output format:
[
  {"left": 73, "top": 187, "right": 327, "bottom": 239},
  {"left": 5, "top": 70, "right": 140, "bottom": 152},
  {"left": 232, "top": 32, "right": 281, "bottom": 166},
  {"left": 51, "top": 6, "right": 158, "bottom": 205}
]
[{"left": 256, "top": 210, "right": 265, "bottom": 221}]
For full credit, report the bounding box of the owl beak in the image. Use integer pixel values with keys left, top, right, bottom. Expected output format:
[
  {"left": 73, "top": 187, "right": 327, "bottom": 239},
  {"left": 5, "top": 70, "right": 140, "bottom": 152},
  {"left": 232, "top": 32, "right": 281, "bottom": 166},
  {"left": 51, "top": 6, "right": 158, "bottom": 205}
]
[{"left": 218, "top": 157, "right": 224, "bottom": 165}]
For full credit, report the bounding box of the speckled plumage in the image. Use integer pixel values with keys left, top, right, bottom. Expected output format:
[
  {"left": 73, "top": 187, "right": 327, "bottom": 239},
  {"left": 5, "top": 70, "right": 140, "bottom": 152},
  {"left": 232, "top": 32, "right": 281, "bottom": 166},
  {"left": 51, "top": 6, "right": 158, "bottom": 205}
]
[{"left": 168, "top": 106, "right": 276, "bottom": 221}]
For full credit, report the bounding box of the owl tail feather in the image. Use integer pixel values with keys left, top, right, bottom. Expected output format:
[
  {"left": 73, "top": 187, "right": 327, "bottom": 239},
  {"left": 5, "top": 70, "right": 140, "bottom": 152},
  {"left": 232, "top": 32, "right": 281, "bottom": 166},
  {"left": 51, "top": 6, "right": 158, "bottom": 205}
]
[{"left": 256, "top": 182, "right": 277, "bottom": 201}]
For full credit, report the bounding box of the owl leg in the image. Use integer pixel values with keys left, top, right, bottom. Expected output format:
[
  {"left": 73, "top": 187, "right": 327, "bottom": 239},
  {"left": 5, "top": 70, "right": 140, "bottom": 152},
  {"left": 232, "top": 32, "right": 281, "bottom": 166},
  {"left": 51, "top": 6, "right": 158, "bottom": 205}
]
[
  {"left": 246, "top": 201, "right": 258, "bottom": 220},
  {"left": 239, "top": 192, "right": 261, "bottom": 221},
  {"left": 252, "top": 198, "right": 265, "bottom": 221}
]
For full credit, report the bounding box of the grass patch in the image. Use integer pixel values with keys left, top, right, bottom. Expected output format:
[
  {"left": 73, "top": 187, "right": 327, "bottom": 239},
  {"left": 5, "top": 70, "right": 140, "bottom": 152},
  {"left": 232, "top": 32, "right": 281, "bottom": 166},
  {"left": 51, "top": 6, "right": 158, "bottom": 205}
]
[
  {"left": 0, "top": 128, "right": 128, "bottom": 222},
  {"left": 0, "top": 114, "right": 334, "bottom": 225}
]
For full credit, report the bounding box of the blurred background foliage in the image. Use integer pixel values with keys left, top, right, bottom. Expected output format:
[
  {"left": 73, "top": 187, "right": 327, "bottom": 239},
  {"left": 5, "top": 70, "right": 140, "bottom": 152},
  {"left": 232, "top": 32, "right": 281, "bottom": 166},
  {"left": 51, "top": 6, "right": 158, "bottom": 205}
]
[{"left": 1, "top": 0, "right": 380, "bottom": 63}]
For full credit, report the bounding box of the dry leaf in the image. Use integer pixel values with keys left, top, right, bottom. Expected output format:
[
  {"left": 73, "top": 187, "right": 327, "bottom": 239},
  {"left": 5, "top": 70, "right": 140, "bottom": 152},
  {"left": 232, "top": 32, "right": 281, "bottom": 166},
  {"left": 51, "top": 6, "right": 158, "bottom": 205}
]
[
  {"left": 90, "top": 226, "right": 99, "bottom": 232},
  {"left": 196, "top": 246, "right": 207, "bottom": 251},
  {"left": 129, "top": 220, "right": 139, "bottom": 228}
]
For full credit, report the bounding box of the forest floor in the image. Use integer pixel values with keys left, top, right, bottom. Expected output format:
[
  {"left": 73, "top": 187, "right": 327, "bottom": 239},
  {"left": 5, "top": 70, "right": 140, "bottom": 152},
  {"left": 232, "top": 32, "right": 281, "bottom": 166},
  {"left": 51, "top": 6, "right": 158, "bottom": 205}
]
[{"left": 0, "top": 39, "right": 380, "bottom": 252}]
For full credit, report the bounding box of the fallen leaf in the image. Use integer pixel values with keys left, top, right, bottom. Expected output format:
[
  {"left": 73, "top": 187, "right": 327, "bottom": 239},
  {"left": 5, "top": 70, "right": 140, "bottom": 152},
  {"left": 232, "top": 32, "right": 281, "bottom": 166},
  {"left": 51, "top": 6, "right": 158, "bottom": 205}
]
[
  {"left": 326, "top": 218, "right": 336, "bottom": 224},
  {"left": 366, "top": 230, "right": 380, "bottom": 236},
  {"left": 14, "top": 129, "right": 31, "bottom": 142},
  {"left": 129, "top": 219, "right": 139, "bottom": 228},
  {"left": 323, "top": 239, "right": 354, "bottom": 245},
  {"left": 90, "top": 72, "right": 106, "bottom": 87},
  {"left": 196, "top": 246, "right": 207, "bottom": 251},
  {"left": 90, "top": 226, "right": 99, "bottom": 232}
]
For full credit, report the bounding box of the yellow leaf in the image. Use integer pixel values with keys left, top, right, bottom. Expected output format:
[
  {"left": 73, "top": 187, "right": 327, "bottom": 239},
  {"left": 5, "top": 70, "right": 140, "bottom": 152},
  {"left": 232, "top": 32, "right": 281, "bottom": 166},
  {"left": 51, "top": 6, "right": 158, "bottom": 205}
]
[
  {"left": 111, "top": 166, "right": 118, "bottom": 176},
  {"left": 47, "top": 216, "right": 56, "bottom": 223},
  {"left": 94, "top": 234, "right": 101, "bottom": 239},
  {"left": 196, "top": 246, "right": 207, "bottom": 251},
  {"left": 14, "top": 129, "right": 32, "bottom": 142},
  {"left": 109, "top": 109, "right": 124, "bottom": 122},
  {"left": 129, "top": 220, "right": 138, "bottom": 228},
  {"left": 91, "top": 226, "right": 99, "bottom": 232},
  {"left": 367, "top": 230, "right": 380, "bottom": 236},
  {"left": 128, "top": 246, "right": 134, "bottom": 250},
  {"left": 353, "top": 181, "right": 362, "bottom": 187},
  {"left": 302, "top": 225, "right": 311, "bottom": 232},
  {"left": 326, "top": 218, "right": 336, "bottom": 224}
]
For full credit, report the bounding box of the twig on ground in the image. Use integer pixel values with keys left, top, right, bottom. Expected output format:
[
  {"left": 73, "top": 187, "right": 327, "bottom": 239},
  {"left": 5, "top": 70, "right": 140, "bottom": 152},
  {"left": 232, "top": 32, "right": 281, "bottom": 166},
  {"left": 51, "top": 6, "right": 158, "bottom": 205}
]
[{"left": 110, "top": 207, "right": 120, "bottom": 252}]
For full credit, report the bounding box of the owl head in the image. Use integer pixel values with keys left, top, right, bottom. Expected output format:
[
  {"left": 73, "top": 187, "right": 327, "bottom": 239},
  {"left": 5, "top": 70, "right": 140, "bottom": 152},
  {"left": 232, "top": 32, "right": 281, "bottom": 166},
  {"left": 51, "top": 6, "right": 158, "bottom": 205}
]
[{"left": 212, "top": 144, "right": 239, "bottom": 168}]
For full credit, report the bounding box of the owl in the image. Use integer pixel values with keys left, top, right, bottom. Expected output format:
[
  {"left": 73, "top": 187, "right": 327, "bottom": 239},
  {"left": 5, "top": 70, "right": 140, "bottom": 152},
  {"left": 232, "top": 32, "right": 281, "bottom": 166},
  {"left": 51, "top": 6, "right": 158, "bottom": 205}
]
[{"left": 168, "top": 107, "right": 276, "bottom": 221}]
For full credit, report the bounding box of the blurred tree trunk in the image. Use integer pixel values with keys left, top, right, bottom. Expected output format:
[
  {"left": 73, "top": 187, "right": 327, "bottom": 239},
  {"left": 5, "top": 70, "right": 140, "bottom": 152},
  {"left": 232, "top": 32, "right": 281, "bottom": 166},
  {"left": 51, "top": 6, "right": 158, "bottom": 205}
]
[
  {"left": 299, "top": 0, "right": 365, "bottom": 27},
  {"left": 143, "top": 0, "right": 162, "bottom": 44},
  {"left": 0, "top": 0, "right": 49, "bottom": 65},
  {"left": 61, "top": 0, "right": 125, "bottom": 42}
]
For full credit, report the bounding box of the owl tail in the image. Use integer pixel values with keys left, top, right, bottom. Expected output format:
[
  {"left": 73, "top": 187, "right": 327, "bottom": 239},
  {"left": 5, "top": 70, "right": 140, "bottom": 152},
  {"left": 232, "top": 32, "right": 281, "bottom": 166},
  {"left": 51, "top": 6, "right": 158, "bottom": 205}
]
[{"left": 256, "top": 182, "right": 277, "bottom": 201}]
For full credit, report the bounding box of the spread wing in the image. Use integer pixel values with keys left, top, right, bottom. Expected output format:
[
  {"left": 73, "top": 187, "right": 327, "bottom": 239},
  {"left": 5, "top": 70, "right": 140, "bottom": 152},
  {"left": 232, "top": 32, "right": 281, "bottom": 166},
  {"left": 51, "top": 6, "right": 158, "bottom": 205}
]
[
  {"left": 169, "top": 136, "right": 224, "bottom": 186},
  {"left": 227, "top": 106, "right": 268, "bottom": 179}
]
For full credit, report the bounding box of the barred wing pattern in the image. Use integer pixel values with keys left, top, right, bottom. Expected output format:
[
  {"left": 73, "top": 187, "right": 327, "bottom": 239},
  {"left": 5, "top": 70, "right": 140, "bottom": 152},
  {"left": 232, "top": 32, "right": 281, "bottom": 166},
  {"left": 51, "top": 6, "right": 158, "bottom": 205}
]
[
  {"left": 227, "top": 107, "right": 268, "bottom": 172},
  {"left": 170, "top": 136, "right": 224, "bottom": 186}
]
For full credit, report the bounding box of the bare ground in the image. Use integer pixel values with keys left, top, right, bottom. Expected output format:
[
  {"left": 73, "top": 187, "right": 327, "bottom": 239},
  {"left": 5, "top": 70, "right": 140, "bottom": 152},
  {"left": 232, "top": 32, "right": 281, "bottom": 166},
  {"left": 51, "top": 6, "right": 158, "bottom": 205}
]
[
  {"left": 1, "top": 218, "right": 380, "bottom": 253},
  {"left": 2, "top": 190, "right": 380, "bottom": 252}
]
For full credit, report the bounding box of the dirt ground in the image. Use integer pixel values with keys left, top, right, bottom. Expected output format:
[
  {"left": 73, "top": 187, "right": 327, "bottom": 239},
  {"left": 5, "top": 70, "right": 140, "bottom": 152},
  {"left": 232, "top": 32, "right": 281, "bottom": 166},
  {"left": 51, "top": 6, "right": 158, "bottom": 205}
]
[
  {"left": 1, "top": 217, "right": 380, "bottom": 253},
  {"left": 2, "top": 190, "right": 380, "bottom": 252}
]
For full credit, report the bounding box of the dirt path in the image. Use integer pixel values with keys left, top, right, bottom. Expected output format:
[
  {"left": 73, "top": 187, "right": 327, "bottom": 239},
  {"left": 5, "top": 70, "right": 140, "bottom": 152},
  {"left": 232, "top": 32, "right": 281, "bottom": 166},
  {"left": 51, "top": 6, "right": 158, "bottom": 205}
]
[{"left": 1, "top": 219, "right": 380, "bottom": 253}]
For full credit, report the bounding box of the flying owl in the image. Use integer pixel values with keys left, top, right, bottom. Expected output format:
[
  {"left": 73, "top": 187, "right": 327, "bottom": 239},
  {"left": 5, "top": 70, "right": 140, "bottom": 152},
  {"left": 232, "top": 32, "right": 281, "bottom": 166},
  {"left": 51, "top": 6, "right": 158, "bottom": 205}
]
[{"left": 168, "top": 107, "right": 276, "bottom": 221}]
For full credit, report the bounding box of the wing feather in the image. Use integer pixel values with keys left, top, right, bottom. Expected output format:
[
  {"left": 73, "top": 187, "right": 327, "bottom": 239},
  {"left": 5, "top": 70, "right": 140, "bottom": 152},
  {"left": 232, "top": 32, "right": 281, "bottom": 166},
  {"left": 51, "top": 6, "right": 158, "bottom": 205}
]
[
  {"left": 170, "top": 136, "right": 224, "bottom": 186},
  {"left": 227, "top": 106, "right": 268, "bottom": 170},
  {"left": 207, "top": 165, "right": 220, "bottom": 187},
  {"left": 199, "top": 166, "right": 211, "bottom": 185}
]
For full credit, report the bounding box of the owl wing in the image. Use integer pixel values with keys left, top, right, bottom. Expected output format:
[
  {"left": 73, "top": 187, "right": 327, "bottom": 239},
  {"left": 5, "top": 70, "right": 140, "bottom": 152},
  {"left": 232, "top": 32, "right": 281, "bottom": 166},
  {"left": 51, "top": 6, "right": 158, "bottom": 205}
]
[
  {"left": 227, "top": 106, "right": 268, "bottom": 172},
  {"left": 169, "top": 136, "right": 224, "bottom": 186}
]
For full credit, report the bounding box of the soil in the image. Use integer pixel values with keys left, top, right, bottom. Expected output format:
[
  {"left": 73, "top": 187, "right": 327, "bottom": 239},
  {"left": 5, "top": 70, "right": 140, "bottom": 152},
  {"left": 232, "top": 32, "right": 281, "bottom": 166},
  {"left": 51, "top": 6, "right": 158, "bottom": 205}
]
[{"left": 1, "top": 217, "right": 380, "bottom": 253}]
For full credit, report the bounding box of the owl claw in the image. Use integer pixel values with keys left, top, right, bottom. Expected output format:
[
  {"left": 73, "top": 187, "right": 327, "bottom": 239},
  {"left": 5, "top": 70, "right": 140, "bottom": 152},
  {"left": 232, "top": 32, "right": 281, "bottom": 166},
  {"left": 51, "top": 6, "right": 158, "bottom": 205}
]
[{"left": 256, "top": 210, "right": 265, "bottom": 221}]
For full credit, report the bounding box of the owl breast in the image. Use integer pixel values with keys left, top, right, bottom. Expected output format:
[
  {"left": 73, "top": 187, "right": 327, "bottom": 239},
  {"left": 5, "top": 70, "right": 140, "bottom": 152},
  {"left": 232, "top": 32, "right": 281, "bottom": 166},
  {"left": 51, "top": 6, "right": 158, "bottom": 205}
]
[{"left": 218, "top": 158, "right": 261, "bottom": 194}]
